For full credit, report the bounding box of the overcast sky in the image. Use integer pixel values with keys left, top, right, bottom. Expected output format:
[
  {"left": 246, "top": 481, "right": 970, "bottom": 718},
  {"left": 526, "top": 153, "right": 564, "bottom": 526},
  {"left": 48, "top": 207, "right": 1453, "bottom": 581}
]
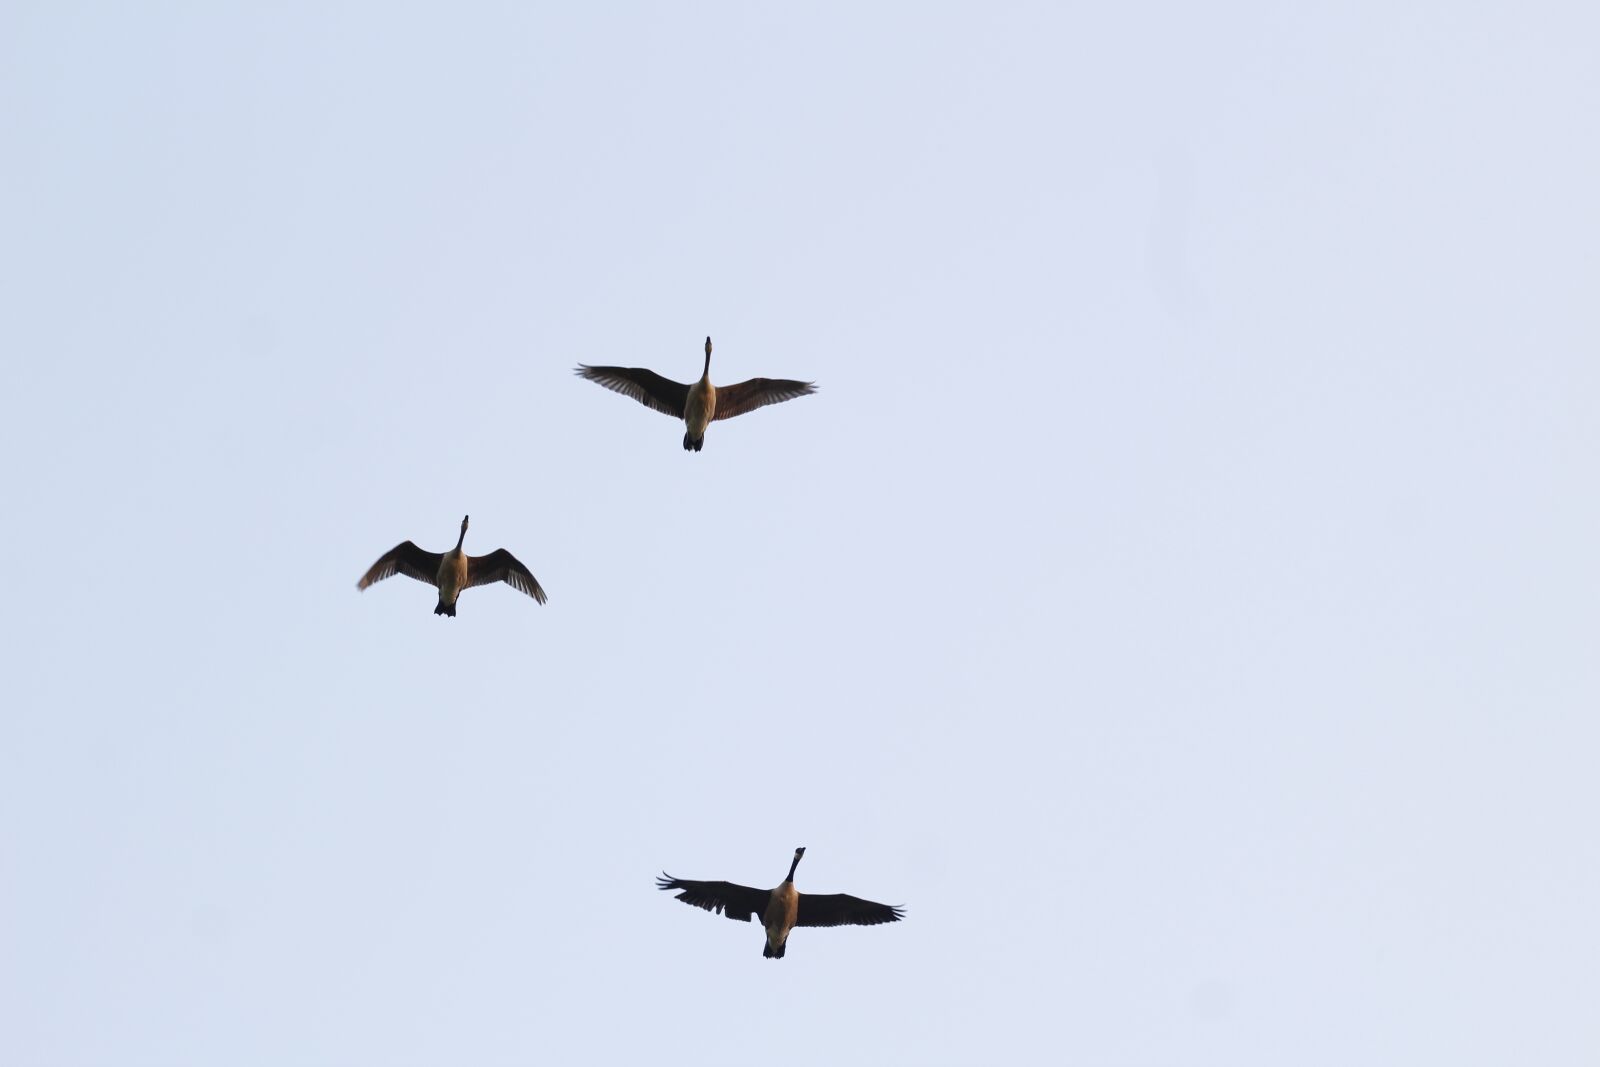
[{"left": 3, "top": 2, "right": 1598, "bottom": 1064}]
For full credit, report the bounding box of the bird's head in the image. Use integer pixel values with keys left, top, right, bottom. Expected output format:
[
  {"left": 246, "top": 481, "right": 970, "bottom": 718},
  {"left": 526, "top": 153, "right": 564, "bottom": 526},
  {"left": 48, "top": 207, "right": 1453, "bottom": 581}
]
[{"left": 785, "top": 846, "right": 806, "bottom": 881}]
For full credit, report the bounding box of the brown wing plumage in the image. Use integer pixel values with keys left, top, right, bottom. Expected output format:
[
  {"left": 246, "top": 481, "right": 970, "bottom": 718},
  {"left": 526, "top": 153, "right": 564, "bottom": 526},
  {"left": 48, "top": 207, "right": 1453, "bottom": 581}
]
[
  {"left": 575, "top": 365, "right": 691, "bottom": 418},
  {"left": 795, "top": 893, "right": 904, "bottom": 928},
  {"left": 357, "top": 541, "right": 443, "bottom": 590},
  {"left": 712, "top": 377, "right": 817, "bottom": 421},
  {"left": 656, "top": 875, "right": 771, "bottom": 923},
  {"left": 466, "top": 549, "right": 547, "bottom": 605}
]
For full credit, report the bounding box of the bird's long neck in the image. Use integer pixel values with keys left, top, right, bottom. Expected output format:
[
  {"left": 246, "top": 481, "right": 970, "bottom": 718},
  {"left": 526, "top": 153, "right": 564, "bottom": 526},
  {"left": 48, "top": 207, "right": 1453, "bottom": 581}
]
[
  {"left": 784, "top": 852, "right": 803, "bottom": 883},
  {"left": 455, "top": 523, "right": 468, "bottom": 551},
  {"left": 701, "top": 337, "right": 712, "bottom": 382}
]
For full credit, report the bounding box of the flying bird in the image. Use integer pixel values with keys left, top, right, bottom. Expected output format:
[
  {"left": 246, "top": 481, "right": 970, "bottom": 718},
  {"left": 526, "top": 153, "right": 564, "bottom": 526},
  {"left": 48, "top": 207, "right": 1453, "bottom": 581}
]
[
  {"left": 357, "top": 515, "right": 546, "bottom": 617},
  {"left": 575, "top": 336, "right": 816, "bottom": 451},
  {"left": 656, "top": 847, "right": 903, "bottom": 959}
]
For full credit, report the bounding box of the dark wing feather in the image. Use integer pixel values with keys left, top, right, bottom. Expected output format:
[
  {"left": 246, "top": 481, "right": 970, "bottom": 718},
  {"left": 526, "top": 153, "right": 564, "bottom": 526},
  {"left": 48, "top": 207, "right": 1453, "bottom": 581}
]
[
  {"left": 795, "top": 893, "right": 904, "bottom": 928},
  {"left": 656, "top": 874, "right": 770, "bottom": 923},
  {"left": 357, "top": 541, "right": 442, "bottom": 590},
  {"left": 712, "top": 377, "right": 817, "bottom": 421},
  {"left": 466, "top": 549, "right": 547, "bottom": 605},
  {"left": 575, "top": 365, "right": 691, "bottom": 418}
]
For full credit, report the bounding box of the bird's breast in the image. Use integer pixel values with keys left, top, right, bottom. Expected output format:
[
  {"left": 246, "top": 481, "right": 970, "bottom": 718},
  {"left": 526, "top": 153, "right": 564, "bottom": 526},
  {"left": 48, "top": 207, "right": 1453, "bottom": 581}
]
[
  {"left": 685, "top": 380, "right": 715, "bottom": 435},
  {"left": 764, "top": 882, "right": 799, "bottom": 942},
  {"left": 437, "top": 551, "right": 467, "bottom": 601}
]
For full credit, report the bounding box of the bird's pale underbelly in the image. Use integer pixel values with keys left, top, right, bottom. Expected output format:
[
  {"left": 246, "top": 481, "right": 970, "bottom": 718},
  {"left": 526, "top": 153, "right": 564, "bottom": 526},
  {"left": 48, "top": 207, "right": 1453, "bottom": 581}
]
[
  {"left": 685, "top": 381, "right": 716, "bottom": 436},
  {"left": 436, "top": 553, "right": 467, "bottom": 602},
  {"left": 764, "top": 883, "right": 799, "bottom": 946}
]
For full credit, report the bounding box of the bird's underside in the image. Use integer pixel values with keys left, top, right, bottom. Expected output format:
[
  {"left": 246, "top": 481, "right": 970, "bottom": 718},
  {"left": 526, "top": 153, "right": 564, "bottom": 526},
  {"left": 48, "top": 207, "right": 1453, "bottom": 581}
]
[
  {"left": 574, "top": 357, "right": 816, "bottom": 451},
  {"left": 657, "top": 876, "right": 902, "bottom": 926},
  {"left": 357, "top": 540, "right": 547, "bottom": 614}
]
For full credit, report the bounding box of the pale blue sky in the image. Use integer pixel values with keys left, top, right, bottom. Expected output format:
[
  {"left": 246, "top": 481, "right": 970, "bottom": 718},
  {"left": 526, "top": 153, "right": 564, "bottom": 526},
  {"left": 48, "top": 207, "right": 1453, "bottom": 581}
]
[{"left": 3, "top": 2, "right": 1598, "bottom": 1064}]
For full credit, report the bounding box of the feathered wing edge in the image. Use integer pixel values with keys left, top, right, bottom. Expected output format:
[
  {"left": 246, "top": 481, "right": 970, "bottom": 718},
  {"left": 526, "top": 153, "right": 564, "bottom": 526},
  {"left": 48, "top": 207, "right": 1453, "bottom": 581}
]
[
  {"left": 575, "top": 365, "right": 691, "bottom": 418},
  {"left": 466, "top": 549, "right": 547, "bottom": 604},
  {"left": 656, "top": 874, "right": 771, "bottom": 923},
  {"left": 795, "top": 892, "right": 905, "bottom": 928},
  {"left": 357, "top": 541, "right": 442, "bottom": 590},
  {"left": 711, "top": 377, "right": 817, "bottom": 421}
]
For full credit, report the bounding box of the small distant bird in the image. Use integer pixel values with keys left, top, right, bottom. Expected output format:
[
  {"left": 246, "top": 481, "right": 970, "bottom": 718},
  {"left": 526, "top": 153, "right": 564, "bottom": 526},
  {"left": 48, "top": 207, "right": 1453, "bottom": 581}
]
[
  {"left": 575, "top": 336, "right": 816, "bottom": 451},
  {"left": 356, "top": 515, "right": 546, "bottom": 617},
  {"left": 656, "top": 847, "right": 903, "bottom": 959}
]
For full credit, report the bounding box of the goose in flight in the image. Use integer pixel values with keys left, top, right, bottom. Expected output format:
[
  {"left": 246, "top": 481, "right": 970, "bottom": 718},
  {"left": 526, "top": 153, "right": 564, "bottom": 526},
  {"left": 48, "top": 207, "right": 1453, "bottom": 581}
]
[
  {"left": 357, "top": 515, "right": 546, "bottom": 617},
  {"left": 656, "top": 847, "right": 903, "bottom": 959},
  {"left": 575, "top": 337, "right": 816, "bottom": 451}
]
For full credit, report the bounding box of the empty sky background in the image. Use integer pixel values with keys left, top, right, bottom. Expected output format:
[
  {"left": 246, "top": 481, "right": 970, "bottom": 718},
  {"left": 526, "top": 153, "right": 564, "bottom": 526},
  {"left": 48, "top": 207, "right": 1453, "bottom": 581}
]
[{"left": 3, "top": 2, "right": 1598, "bottom": 1064}]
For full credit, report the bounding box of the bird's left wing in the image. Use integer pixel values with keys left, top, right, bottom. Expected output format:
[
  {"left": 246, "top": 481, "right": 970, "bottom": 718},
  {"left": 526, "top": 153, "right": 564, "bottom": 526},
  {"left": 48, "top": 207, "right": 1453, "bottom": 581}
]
[
  {"left": 466, "top": 549, "right": 547, "bottom": 604},
  {"left": 795, "top": 893, "right": 904, "bottom": 928},
  {"left": 711, "top": 377, "right": 817, "bottom": 421}
]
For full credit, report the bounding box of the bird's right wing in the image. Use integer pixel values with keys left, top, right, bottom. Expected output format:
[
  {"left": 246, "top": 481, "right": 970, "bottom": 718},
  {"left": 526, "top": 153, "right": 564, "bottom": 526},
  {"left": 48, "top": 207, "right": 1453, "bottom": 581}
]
[
  {"left": 656, "top": 875, "right": 771, "bottom": 923},
  {"left": 575, "top": 365, "right": 690, "bottom": 418},
  {"left": 357, "top": 541, "right": 443, "bottom": 590}
]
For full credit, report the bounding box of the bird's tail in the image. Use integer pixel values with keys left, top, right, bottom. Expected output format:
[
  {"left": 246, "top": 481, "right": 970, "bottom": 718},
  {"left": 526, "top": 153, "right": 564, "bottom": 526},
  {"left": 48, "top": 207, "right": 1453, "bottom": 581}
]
[
  {"left": 763, "top": 940, "right": 786, "bottom": 960},
  {"left": 434, "top": 601, "right": 457, "bottom": 617},
  {"left": 682, "top": 432, "right": 704, "bottom": 452}
]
